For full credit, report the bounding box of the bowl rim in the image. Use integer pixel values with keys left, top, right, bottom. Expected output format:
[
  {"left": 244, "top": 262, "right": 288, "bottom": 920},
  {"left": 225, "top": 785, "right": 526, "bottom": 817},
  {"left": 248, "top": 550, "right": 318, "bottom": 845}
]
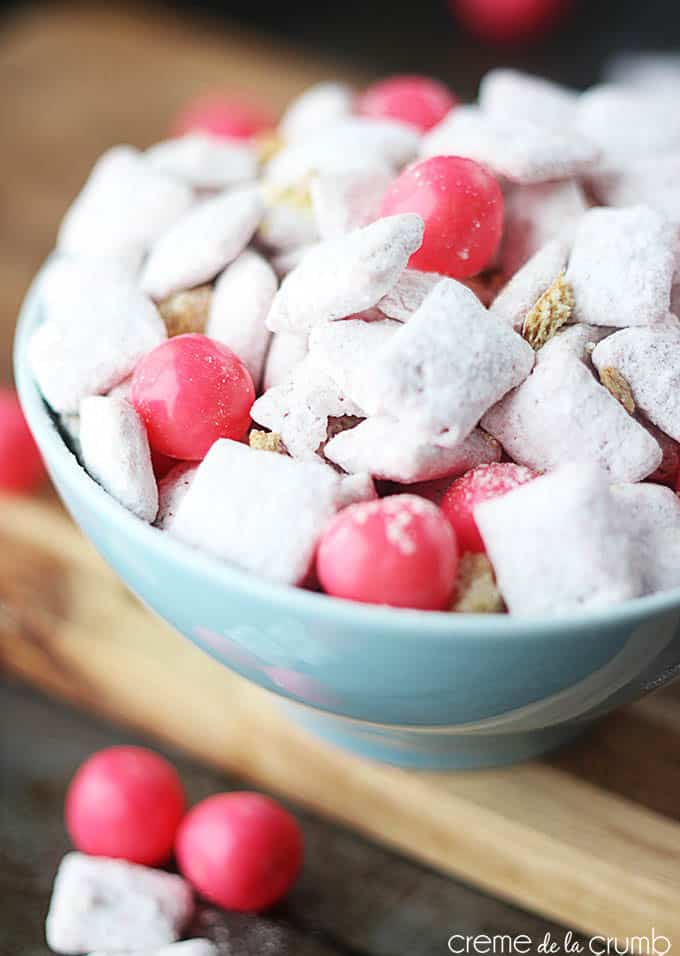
[{"left": 15, "top": 262, "right": 680, "bottom": 639}]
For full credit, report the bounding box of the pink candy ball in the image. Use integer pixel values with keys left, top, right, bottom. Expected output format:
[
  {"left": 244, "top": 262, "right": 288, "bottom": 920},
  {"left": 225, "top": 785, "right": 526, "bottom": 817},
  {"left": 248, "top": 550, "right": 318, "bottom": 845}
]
[
  {"left": 441, "top": 462, "right": 538, "bottom": 555},
  {"left": 357, "top": 75, "right": 458, "bottom": 132},
  {"left": 65, "top": 746, "right": 185, "bottom": 866},
  {"left": 317, "top": 494, "right": 459, "bottom": 611},
  {"left": 450, "top": 0, "right": 571, "bottom": 44},
  {"left": 379, "top": 156, "right": 504, "bottom": 279},
  {"left": 176, "top": 792, "right": 303, "bottom": 912},
  {"left": 131, "top": 334, "right": 255, "bottom": 461},
  {"left": 0, "top": 388, "right": 45, "bottom": 493},
  {"left": 173, "top": 93, "right": 276, "bottom": 140}
]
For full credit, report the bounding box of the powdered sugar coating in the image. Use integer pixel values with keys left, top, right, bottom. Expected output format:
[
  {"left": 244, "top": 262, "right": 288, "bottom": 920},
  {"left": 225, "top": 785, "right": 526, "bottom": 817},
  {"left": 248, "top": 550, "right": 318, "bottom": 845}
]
[
  {"left": 310, "top": 167, "right": 394, "bottom": 240},
  {"left": 266, "top": 214, "right": 424, "bottom": 333},
  {"left": 141, "top": 186, "right": 263, "bottom": 300},
  {"left": 89, "top": 942, "right": 217, "bottom": 956},
  {"left": 611, "top": 482, "right": 680, "bottom": 594},
  {"left": 206, "top": 250, "right": 277, "bottom": 387},
  {"left": 536, "top": 323, "right": 611, "bottom": 365},
  {"left": 169, "top": 439, "right": 340, "bottom": 585},
  {"left": 57, "top": 146, "right": 193, "bottom": 264},
  {"left": 566, "top": 205, "right": 675, "bottom": 328},
  {"left": 156, "top": 463, "right": 198, "bottom": 530},
  {"left": 501, "top": 181, "right": 587, "bottom": 277},
  {"left": 360, "top": 279, "right": 535, "bottom": 446},
  {"left": 475, "top": 464, "right": 643, "bottom": 616},
  {"left": 336, "top": 471, "right": 377, "bottom": 507},
  {"left": 325, "top": 417, "right": 501, "bottom": 483},
  {"left": 258, "top": 186, "right": 318, "bottom": 254},
  {"left": 591, "top": 323, "right": 680, "bottom": 442},
  {"left": 478, "top": 69, "right": 579, "bottom": 129},
  {"left": 490, "top": 238, "right": 571, "bottom": 331},
  {"left": 30, "top": 259, "right": 166, "bottom": 414},
  {"left": 576, "top": 85, "right": 680, "bottom": 161},
  {"left": 263, "top": 332, "right": 308, "bottom": 390},
  {"left": 377, "top": 269, "right": 444, "bottom": 321},
  {"left": 421, "top": 105, "right": 599, "bottom": 184},
  {"left": 589, "top": 154, "right": 680, "bottom": 228},
  {"left": 279, "top": 82, "right": 355, "bottom": 141},
  {"left": 481, "top": 350, "right": 662, "bottom": 482},
  {"left": 146, "top": 134, "right": 257, "bottom": 190},
  {"left": 251, "top": 357, "right": 363, "bottom": 461},
  {"left": 80, "top": 396, "right": 158, "bottom": 522},
  {"left": 45, "top": 853, "right": 194, "bottom": 954}
]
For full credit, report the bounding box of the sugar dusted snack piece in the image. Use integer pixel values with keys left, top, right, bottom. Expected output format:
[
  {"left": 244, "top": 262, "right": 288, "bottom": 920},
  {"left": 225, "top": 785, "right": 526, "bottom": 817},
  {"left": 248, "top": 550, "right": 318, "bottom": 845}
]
[
  {"left": 489, "top": 238, "right": 571, "bottom": 331},
  {"left": 156, "top": 463, "right": 198, "bottom": 530},
  {"left": 158, "top": 285, "right": 212, "bottom": 337},
  {"left": 591, "top": 324, "right": 680, "bottom": 442},
  {"left": 279, "top": 81, "right": 354, "bottom": 141},
  {"left": 336, "top": 471, "right": 377, "bottom": 508},
  {"left": 611, "top": 483, "right": 680, "bottom": 594},
  {"left": 520, "top": 271, "right": 574, "bottom": 350},
  {"left": 30, "top": 259, "right": 166, "bottom": 414},
  {"left": 589, "top": 155, "right": 680, "bottom": 228},
  {"left": 476, "top": 464, "right": 643, "bottom": 616},
  {"left": 141, "top": 186, "right": 263, "bottom": 300},
  {"left": 266, "top": 214, "right": 424, "bottom": 333},
  {"left": 251, "top": 357, "right": 363, "bottom": 461},
  {"left": 80, "top": 396, "right": 158, "bottom": 522},
  {"left": 45, "top": 852, "right": 193, "bottom": 954},
  {"left": 270, "top": 245, "right": 312, "bottom": 278},
  {"left": 377, "top": 269, "right": 444, "bottom": 321},
  {"left": 481, "top": 350, "right": 662, "bottom": 482},
  {"left": 310, "top": 167, "right": 394, "bottom": 240},
  {"left": 325, "top": 417, "right": 501, "bottom": 483},
  {"left": 265, "top": 118, "right": 418, "bottom": 188},
  {"left": 421, "top": 106, "right": 599, "bottom": 184},
  {"left": 567, "top": 205, "right": 675, "bottom": 328},
  {"left": 146, "top": 134, "right": 257, "bottom": 190},
  {"left": 478, "top": 69, "right": 578, "bottom": 128},
  {"left": 361, "top": 279, "right": 534, "bottom": 446},
  {"left": 536, "top": 323, "right": 611, "bottom": 365},
  {"left": 88, "top": 942, "right": 217, "bottom": 956},
  {"left": 451, "top": 553, "right": 504, "bottom": 614},
  {"left": 501, "top": 180, "right": 587, "bottom": 276},
  {"left": 263, "top": 332, "right": 308, "bottom": 390},
  {"left": 249, "top": 429, "right": 283, "bottom": 453},
  {"left": 58, "top": 146, "right": 193, "bottom": 262},
  {"left": 605, "top": 52, "right": 680, "bottom": 93},
  {"left": 576, "top": 85, "right": 680, "bottom": 160},
  {"left": 259, "top": 182, "right": 318, "bottom": 253},
  {"left": 206, "top": 250, "right": 277, "bottom": 386},
  {"left": 169, "top": 439, "right": 340, "bottom": 585}
]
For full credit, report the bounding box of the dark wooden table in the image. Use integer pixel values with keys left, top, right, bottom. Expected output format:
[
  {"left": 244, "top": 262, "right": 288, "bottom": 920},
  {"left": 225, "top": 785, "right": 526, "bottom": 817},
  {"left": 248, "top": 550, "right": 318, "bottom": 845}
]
[{"left": 1, "top": 677, "right": 580, "bottom": 955}]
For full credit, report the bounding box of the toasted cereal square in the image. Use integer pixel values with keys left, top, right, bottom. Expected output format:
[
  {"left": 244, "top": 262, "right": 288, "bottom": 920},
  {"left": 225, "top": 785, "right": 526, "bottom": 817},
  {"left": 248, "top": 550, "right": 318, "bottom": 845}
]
[
  {"left": 475, "top": 464, "right": 643, "bottom": 616},
  {"left": 566, "top": 205, "right": 675, "bottom": 328},
  {"left": 489, "top": 239, "right": 571, "bottom": 331},
  {"left": 169, "top": 439, "right": 340, "bottom": 584},
  {"left": 481, "top": 349, "right": 662, "bottom": 482},
  {"left": 45, "top": 853, "right": 193, "bottom": 954}
]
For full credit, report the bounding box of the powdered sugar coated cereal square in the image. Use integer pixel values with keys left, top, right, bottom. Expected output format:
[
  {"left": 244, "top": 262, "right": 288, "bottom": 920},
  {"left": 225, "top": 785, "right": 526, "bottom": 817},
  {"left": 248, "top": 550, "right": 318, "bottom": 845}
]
[
  {"left": 263, "top": 332, "right": 308, "bottom": 390},
  {"left": 310, "top": 167, "right": 394, "bottom": 240},
  {"left": 575, "top": 85, "right": 680, "bottom": 161},
  {"left": 501, "top": 181, "right": 586, "bottom": 277},
  {"left": 156, "top": 463, "right": 198, "bottom": 530},
  {"left": 611, "top": 482, "right": 680, "bottom": 594},
  {"left": 146, "top": 134, "right": 257, "bottom": 190},
  {"left": 490, "top": 238, "right": 571, "bottom": 331},
  {"left": 478, "top": 69, "right": 579, "bottom": 129},
  {"left": 279, "top": 82, "right": 355, "bottom": 141},
  {"left": 377, "top": 269, "right": 444, "bottom": 321}
]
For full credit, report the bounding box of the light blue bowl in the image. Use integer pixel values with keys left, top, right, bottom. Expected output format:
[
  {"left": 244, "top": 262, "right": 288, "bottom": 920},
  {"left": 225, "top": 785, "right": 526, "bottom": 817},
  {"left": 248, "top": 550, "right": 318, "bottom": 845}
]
[{"left": 15, "top": 268, "right": 680, "bottom": 769}]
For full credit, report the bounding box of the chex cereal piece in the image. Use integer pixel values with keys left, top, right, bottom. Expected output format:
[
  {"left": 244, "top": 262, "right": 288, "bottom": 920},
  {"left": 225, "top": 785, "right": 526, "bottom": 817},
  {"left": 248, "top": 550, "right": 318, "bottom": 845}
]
[
  {"left": 478, "top": 69, "right": 578, "bottom": 128},
  {"left": 89, "top": 941, "right": 217, "bottom": 956},
  {"left": 325, "top": 417, "right": 501, "bottom": 483},
  {"left": 589, "top": 154, "right": 680, "bottom": 228},
  {"left": 451, "top": 553, "right": 504, "bottom": 614},
  {"left": 141, "top": 186, "right": 263, "bottom": 300},
  {"left": 80, "top": 396, "right": 158, "bottom": 522},
  {"left": 566, "top": 205, "right": 675, "bottom": 328},
  {"left": 521, "top": 271, "right": 573, "bottom": 349},
  {"left": 156, "top": 463, "right": 198, "bottom": 530},
  {"left": 475, "top": 464, "right": 643, "bottom": 616},
  {"left": 598, "top": 366, "right": 636, "bottom": 415},
  {"left": 265, "top": 118, "right": 419, "bottom": 188},
  {"left": 30, "top": 259, "right": 166, "bottom": 414},
  {"left": 377, "top": 269, "right": 444, "bottom": 321},
  {"left": 536, "top": 323, "right": 611, "bottom": 365},
  {"left": 169, "top": 439, "right": 340, "bottom": 584},
  {"left": 57, "top": 146, "right": 193, "bottom": 263},
  {"left": 158, "top": 285, "right": 212, "bottom": 337},
  {"left": 266, "top": 214, "right": 424, "bottom": 333},
  {"left": 206, "top": 250, "right": 277, "bottom": 386},
  {"left": 576, "top": 85, "right": 680, "bottom": 160},
  {"left": 501, "top": 180, "right": 587, "bottom": 276},
  {"left": 611, "top": 482, "right": 680, "bottom": 594},
  {"left": 359, "top": 279, "right": 534, "bottom": 446},
  {"left": 308, "top": 317, "right": 402, "bottom": 411},
  {"left": 45, "top": 852, "right": 193, "bottom": 954},
  {"left": 259, "top": 181, "right": 318, "bottom": 253},
  {"left": 263, "top": 332, "right": 308, "bottom": 390},
  {"left": 249, "top": 429, "right": 283, "bottom": 453},
  {"left": 489, "top": 238, "right": 571, "bottom": 331},
  {"left": 250, "top": 357, "right": 363, "bottom": 460},
  {"left": 310, "top": 167, "right": 394, "bottom": 240},
  {"left": 336, "top": 471, "right": 378, "bottom": 508},
  {"left": 481, "top": 350, "right": 662, "bottom": 482},
  {"left": 591, "top": 323, "right": 680, "bottom": 441},
  {"left": 279, "top": 81, "right": 354, "bottom": 141},
  {"left": 146, "top": 134, "right": 257, "bottom": 189},
  {"left": 421, "top": 105, "right": 599, "bottom": 184}
]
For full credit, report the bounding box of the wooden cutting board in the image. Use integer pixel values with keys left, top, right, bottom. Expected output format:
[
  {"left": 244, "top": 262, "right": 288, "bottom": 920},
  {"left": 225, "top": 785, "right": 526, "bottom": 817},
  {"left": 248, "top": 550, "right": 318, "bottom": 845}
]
[{"left": 1, "top": 495, "right": 679, "bottom": 948}]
